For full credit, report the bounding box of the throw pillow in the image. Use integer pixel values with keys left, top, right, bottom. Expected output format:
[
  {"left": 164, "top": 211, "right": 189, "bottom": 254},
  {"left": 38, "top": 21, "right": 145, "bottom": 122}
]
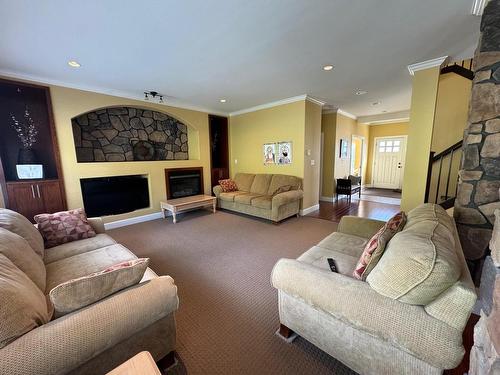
[
  {"left": 34, "top": 208, "right": 96, "bottom": 249},
  {"left": 0, "top": 254, "right": 52, "bottom": 349},
  {"left": 272, "top": 185, "right": 292, "bottom": 196},
  {"left": 49, "top": 258, "right": 149, "bottom": 317},
  {"left": 353, "top": 211, "right": 406, "bottom": 280},
  {"left": 219, "top": 179, "right": 238, "bottom": 192}
]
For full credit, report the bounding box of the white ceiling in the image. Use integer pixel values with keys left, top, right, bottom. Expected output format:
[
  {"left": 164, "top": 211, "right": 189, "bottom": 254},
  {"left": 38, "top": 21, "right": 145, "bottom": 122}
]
[{"left": 0, "top": 0, "right": 480, "bottom": 117}]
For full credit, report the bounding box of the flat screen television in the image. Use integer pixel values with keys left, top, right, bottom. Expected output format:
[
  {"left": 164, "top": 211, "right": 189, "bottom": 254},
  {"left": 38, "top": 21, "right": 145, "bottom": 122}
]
[{"left": 80, "top": 175, "right": 149, "bottom": 217}]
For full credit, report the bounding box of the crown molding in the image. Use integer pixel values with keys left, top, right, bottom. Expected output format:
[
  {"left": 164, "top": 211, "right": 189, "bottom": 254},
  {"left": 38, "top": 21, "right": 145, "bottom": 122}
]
[
  {"left": 337, "top": 109, "right": 357, "bottom": 120},
  {"left": 407, "top": 56, "right": 448, "bottom": 76},
  {"left": 358, "top": 110, "right": 410, "bottom": 125},
  {"left": 229, "top": 94, "right": 323, "bottom": 116},
  {"left": 0, "top": 68, "right": 229, "bottom": 117}
]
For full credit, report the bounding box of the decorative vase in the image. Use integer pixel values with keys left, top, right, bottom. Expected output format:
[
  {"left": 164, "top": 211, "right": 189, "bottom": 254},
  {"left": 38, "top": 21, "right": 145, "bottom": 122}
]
[{"left": 17, "top": 148, "right": 38, "bottom": 164}]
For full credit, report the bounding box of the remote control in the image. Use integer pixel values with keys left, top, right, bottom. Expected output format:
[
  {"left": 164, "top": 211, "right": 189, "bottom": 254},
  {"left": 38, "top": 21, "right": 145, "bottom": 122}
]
[{"left": 327, "top": 258, "right": 338, "bottom": 273}]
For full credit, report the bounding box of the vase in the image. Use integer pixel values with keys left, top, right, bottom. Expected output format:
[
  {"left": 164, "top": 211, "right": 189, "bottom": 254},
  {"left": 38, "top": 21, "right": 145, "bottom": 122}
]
[{"left": 17, "top": 148, "right": 38, "bottom": 164}]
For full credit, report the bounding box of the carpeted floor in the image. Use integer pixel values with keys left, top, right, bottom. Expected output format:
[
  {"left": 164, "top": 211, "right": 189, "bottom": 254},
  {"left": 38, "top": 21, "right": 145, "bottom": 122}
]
[{"left": 110, "top": 210, "right": 357, "bottom": 375}]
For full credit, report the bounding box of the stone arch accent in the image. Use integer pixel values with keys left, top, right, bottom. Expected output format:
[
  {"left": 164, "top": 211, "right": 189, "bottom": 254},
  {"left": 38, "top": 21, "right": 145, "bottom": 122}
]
[{"left": 71, "top": 106, "right": 189, "bottom": 162}]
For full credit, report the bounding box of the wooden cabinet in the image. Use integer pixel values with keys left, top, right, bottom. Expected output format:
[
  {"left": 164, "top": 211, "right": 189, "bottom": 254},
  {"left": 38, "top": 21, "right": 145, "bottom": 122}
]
[
  {"left": 209, "top": 115, "right": 229, "bottom": 192},
  {"left": 6, "top": 180, "right": 65, "bottom": 222}
]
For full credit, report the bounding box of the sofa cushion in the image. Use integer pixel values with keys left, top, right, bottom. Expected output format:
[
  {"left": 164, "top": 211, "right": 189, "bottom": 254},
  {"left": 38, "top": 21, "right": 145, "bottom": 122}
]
[
  {"left": 233, "top": 173, "right": 255, "bottom": 192},
  {"left": 219, "top": 191, "right": 246, "bottom": 202},
  {"left": 317, "top": 232, "right": 368, "bottom": 258},
  {"left": 0, "top": 208, "right": 44, "bottom": 258},
  {"left": 234, "top": 193, "right": 263, "bottom": 205},
  {"left": 43, "top": 234, "right": 117, "bottom": 264},
  {"left": 0, "top": 228, "right": 46, "bottom": 291},
  {"left": 251, "top": 196, "right": 273, "bottom": 210},
  {"left": 0, "top": 254, "right": 52, "bottom": 349},
  {"left": 34, "top": 208, "right": 96, "bottom": 249},
  {"left": 49, "top": 258, "right": 149, "bottom": 318},
  {"left": 45, "top": 244, "right": 137, "bottom": 292},
  {"left": 297, "top": 246, "right": 359, "bottom": 276},
  {"left": 367, "top": 204, "right": 461, "bottom": 305},
  {"left": 353, "top": 212, "right": 406, "bottom": 280},
  {"left": 250, "top": 174, "right": 273, "bottom": 195},
  {"left": 218, "top": 179, "right": 238, "bottom": 192},
  {"left": 267, "top": 174, "right": 301, "bottom": 196}
]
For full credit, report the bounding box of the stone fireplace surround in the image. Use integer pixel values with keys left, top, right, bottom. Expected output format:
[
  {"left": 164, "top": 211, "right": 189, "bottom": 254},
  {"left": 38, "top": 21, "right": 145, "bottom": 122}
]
[{"left": 71, "top": 106, "right": 189, "bottom": 162}]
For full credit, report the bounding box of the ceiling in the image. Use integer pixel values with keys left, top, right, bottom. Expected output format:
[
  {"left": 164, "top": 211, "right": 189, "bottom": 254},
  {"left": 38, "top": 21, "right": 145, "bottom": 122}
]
[{"left": 0, "top": 0, "right": 480, "bottom": 117}]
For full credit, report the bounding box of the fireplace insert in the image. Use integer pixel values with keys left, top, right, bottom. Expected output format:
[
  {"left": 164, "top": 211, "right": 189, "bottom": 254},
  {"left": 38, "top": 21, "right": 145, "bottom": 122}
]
[
  {"left": 165, "top": 167, "right": 203, "bottom": 199},
  {"left": 80, "top": 175, "right": 149, "bottom": 217}
]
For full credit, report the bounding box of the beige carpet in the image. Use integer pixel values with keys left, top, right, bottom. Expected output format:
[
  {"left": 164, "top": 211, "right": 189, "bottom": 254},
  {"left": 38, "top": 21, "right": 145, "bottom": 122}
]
[{"left": 110, "top": 210, "right": 356, "bottom": 375}]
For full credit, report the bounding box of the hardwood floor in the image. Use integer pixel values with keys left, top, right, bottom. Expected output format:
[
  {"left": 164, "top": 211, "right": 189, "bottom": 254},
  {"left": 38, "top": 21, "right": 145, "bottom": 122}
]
[{"left": 308, "top": 198, "right": 400, "bottom": 222}]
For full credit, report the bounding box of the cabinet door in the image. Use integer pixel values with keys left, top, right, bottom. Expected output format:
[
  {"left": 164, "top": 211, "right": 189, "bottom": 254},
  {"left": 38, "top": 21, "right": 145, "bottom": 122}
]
[
  {"left": 6, "top": 183, "right": 45, "bottom": 222},
  {"left": 38, "top": 181, "right": 65, "bottom": 213}
]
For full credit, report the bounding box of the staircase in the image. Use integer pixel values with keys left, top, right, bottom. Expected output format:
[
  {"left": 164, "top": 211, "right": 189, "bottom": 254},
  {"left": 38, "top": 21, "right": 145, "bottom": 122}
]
[{"left": 424, "top": 59, "right": 473, "bottom": 208}]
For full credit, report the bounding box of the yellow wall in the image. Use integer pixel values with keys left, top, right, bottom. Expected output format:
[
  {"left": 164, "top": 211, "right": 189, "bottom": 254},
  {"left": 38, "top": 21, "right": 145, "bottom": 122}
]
[
  {"left": 401, "top": 66, "right": 441, "bottom": 211},
  {"left": 431, "top": 73, "right": 472, "bottom": 154},
  {"left": 0, "top": 79, "right": 213, "bottom": 222},
  {"left": 320, "top": 113, "right": 337, "bottom": 197},
  {"left": 365, "top": 122, "right": 409, "bottom": 185},
  {"left": 303, "top": 100, "right": 322, "bottom": 208},
  {"left": 229, "top": 99, "right": 322, "bottom": 209},
  {"left": 352, "top": 136, "right": 363, "bottom": 175}
]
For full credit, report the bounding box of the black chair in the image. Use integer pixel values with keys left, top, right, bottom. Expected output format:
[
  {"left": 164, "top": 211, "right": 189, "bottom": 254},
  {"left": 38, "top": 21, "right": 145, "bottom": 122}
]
[{"left": 336, "top": 175, "right": 361, "bottom": 202}]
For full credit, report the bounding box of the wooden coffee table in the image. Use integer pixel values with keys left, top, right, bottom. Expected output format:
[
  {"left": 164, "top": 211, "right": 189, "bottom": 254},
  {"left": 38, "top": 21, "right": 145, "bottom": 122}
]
[{"left": 160, "top": 194, "right": 216, "bottom": 223}]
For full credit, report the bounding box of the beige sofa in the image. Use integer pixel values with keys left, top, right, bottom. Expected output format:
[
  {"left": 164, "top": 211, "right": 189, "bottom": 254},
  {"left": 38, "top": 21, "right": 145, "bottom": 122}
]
[
  {"left": 213, "top": 173, "right": 303, "bottom": 222},
  {"left": 272, "top": 204, "right": 476, "bottom": 374},
  {"left": 0, "top": 209, "right": 179, "bottom": 375}
]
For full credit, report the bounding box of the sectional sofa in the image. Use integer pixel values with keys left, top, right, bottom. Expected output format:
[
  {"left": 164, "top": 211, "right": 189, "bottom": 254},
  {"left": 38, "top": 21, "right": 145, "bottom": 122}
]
[{"left": 213, "top": 173, "right": 303, "bottom": 222}]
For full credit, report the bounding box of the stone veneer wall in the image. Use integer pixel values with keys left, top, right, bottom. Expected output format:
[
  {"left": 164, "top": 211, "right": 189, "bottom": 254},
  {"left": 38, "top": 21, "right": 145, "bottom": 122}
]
[
  {"left": 71, "top": 106, "right": 189, "bottom": 162},
  {"left": 454, "top": 0, "right": 500, "bottom": 262}
]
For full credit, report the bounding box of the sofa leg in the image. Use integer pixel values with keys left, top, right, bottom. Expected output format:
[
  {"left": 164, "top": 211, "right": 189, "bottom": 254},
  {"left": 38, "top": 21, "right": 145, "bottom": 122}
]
[
  {"left": 276, "top": 323, "right": 298, "bottom": 343},
  {"left": 157, "top": 350, "right": 176, "bottom": 370}
]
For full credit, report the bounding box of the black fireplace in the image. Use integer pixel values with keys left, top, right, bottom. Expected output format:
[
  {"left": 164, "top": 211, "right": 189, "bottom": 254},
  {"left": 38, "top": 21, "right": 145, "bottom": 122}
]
[
  {"left": 80, "top": 175, "right": 149, "bottom": 216},
  {"left": 165, "top": 167, "right": 203, "bottom": 199}
]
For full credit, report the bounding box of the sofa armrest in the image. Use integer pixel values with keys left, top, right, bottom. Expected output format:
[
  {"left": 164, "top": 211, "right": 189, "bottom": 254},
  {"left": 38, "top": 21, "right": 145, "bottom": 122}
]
[
  {"left": 272, "top": 189, "right": 303, "bottom": 207},
  {"left": 0, "top": 276, "right": 179, "bottom": 375},
  {"left": 87, "top": 217, "right": 106, "bottom": 234},
  {"left": 337, "top": 215, "right": 385, "bottom": 239},
  {"left": 271, "top": 259, "right": 465, "bottom": 369},
  {"left": 213, "top": 185, "right": 223, "bottom": 197}
]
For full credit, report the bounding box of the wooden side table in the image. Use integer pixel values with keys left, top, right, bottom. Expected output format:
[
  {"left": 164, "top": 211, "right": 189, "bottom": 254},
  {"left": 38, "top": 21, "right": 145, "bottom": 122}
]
[
  {"left": 160, "top": 194, "right": 216, "bottom": 223},
  {"left": 107, "top": 351, "right": 161, "bottom": 375}
]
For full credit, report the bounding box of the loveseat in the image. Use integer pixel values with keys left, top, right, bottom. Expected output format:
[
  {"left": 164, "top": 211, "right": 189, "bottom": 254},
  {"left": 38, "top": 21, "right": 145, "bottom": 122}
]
[
  {"left": 213, "top": 173, "right": 303, "bottom": 222},
  {"left": 271, "top": 204, "right": 476, "bottom": 374},
  {"left": 0, "top": 209, "right": 179, "bottom": 375}
]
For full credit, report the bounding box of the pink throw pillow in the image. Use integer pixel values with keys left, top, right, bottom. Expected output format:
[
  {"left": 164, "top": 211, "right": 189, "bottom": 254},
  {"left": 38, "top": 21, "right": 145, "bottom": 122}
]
[
  {"left": 219, "top": 179, "right": 238, "bottom": 192},
  {"left": 353, "top": 212, "right": 406, "bottom": 280},
  {"left": 34, "top": 208, "right": 96, "bottom": 248}
]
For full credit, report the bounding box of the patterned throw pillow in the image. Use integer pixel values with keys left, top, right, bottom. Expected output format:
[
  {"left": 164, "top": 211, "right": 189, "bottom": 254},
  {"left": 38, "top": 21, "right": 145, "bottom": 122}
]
[
  {"left": 219, "top": 179, "right": 238, "bottom": 192},
  {"left": 353, "top": 212, "right": 407, "bottom": 280},
  {"left": 49, "top": 258, "right": 149, "bottom": 317},
  {"left": 34, "top": 208, "right": 96, "bottom": 249}
]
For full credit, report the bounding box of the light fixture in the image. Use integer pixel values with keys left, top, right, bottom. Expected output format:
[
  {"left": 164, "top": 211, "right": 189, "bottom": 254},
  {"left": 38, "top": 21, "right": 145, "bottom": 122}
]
[
  {"left": 68, "top": 60, "right": 81, "bottom": 68},
  {"left": 144, "top": 91, "right": 164, "bottom": 103},
  {"left": 372, "top": 101, "right": 381, "bottom": 106},
  {"left": 323, "top": 65, "right": 334, "bottom": 71},
  {"left": 220, "top": 99, "right": 227, "bottom": 103},
  {"left": 355, "top": 90, "right": 367, "bottom": 96},
  {"left": 471, "top": 0, "right": 486, "bottom": 15}
]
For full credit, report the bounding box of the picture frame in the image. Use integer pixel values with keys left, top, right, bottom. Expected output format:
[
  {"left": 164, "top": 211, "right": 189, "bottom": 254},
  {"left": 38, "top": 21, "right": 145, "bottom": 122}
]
[
  {"left": 16, "top": 164, "right": 44, "bottom": 179},
  {"left": 277, "top": 141, "right": 292, "bottom": 165},
  {"left": 263, "top": 143, "right": 276, "bottom": 165}
]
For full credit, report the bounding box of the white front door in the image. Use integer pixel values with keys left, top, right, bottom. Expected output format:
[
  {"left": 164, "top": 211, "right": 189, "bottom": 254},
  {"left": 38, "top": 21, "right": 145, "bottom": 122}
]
[{"left": 372, "top": 137, "right": 406, "bottom": 189}]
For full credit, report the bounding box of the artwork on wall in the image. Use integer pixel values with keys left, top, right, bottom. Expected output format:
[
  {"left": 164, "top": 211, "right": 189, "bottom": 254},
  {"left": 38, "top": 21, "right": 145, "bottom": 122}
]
[
  {"left": 340, "top": 138, "right": 349, "bottom": 159},
  {"left": 277, "top": 141, "right": 292, "bottom": 165},
  {"left": 263, "top": 143, "right": 276, "bottom": 165}
]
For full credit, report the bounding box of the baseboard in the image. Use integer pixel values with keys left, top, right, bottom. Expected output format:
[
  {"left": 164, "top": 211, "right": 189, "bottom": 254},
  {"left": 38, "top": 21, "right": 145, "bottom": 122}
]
[
  {"left": 320, "top": 196, "right": 335, "bottom": 202},
  {"left": 104, "top": 211, "right": 164, "bottom": 230},
  {"left": 300, "top": 204, "right": 320, "bottom": 216}
]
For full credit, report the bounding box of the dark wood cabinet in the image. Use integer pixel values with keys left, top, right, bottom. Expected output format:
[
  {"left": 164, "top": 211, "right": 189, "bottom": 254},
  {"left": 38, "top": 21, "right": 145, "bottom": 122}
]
[
  {"left": 0, "top": 78, "right": 66, "bottom": 221},
  {"left": 209, "top": 115, "right": 229, "bottom": 192}
]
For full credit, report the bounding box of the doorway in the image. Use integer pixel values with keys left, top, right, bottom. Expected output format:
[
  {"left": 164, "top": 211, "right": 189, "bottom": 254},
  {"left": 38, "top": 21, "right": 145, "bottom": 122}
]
[
  {"left": 350, "top": 135, "right": 365, "bottom": 177},
  {"left": 209, "top": 115, "right": 229, "bottom": 192},
  {"left": 371, "top": 136, "right": 407, "bottom": 190}
]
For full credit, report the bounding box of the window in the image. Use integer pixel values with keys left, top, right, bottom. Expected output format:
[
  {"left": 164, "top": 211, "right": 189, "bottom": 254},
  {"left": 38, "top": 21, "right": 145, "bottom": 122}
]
[{"left": 378, "top": 139, "right": 402, "bottom": 153}]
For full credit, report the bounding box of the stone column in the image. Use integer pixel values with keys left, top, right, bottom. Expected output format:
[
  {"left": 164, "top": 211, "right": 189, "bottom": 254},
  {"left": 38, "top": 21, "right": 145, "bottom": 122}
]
[{"left": 454, "top": 0, "right": 500, "bottom": 263}]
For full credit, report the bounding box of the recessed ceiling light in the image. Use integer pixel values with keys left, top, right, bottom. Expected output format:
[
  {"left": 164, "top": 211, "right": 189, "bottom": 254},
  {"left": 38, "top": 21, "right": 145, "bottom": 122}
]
[
  {"left": 355, "top": 90, "right": 367, "bottom": 96},
  {"left": 220, "top": 99, "right": 227, "bottom": 103},
  {"left": 323, "top": 65, "right": 334, "bottom": 71},
  {"left": 68, "top": 60, "right": 81, "bottom": 68},
  {"left": 372, "top": 101, "right": 381, "bottom": 106}
]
